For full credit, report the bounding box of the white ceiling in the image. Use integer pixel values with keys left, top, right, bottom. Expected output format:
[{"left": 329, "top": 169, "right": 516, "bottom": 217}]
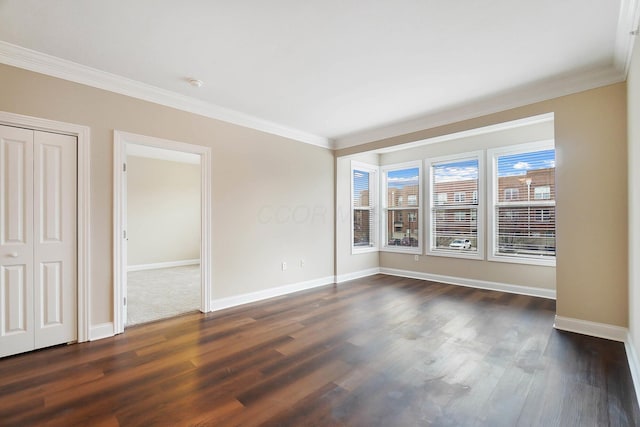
[{"left": 0, "top": 1, "right": 638, "bottom": 149}]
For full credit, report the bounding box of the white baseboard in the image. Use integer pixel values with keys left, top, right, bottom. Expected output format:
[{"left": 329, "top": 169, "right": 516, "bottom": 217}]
[
  {"left": 553, "top": 315, "right": 627, "bottom": 342},
  {"left": 625, "top": 332, "right": 640, "bottom": 409},
  {"left": 335, "top": 267, "right": 381, "bottom": 283},
  {"left": 89, "top": 322, "right": 114, "bottom": 341},
  {"left": 127, "top": 259, "right": 200, "bottom": 272},
  {"left": 379, "top": 267, "right": 556, "bottom": 300},
  {"left": 210, "top": 275, "right": 336, "bottom": 312}
]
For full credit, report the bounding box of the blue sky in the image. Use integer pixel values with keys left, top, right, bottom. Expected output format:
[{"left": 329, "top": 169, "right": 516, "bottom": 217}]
[
  {"left": 498, "top": 149, "right": 555, "bottom": 177},
  {"left": 434, "top": 159, "right": 478, "bottom": 182},
  {"left": 387, "top": 167, "right": 419, "bottom": 189}
]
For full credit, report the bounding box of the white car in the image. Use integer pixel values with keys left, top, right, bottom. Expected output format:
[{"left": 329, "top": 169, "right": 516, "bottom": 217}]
[{"left": 449, "top": 239, "right": 471, "bottom": 249}]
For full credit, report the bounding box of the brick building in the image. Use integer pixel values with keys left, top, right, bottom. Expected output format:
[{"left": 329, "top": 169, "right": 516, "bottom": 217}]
[
  {"left": 386, "top": 184, "right": 419, "bottom": 246},
  {"left": 431, "top": 167, "right": 555, "bottom": 252}
]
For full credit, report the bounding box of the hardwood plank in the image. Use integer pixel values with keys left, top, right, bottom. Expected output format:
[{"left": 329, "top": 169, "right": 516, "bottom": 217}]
[{"left": 0, "top": 275, "right": 637, "bottom": 426}]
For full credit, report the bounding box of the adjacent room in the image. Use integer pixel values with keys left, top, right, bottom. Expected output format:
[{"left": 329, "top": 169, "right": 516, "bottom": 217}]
[
  {"left": 0, "top": 1, "right": 640, "bottom": 425},
  {"left": 124, "top": 143, "right": 202, "bottom": 326}
]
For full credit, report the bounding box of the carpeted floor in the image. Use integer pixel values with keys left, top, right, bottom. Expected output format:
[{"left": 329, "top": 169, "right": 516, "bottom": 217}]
[{"left": 126, "top": 264, "right": 200, "bottom": 326}]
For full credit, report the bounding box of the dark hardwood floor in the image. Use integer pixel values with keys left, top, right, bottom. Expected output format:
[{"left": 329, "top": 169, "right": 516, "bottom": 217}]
[{"left": 0, "top": 274, "right": 638, "bottom": 426}]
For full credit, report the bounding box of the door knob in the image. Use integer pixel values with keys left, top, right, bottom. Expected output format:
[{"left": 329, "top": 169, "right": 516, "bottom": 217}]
[{"left": 7, "top": 252, "right": 18, "bottom": 258}]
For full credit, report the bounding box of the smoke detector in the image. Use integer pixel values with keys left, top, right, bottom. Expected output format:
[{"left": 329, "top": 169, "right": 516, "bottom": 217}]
[{"left": 188, "top": 78, "right": 204, "bottom": 88}]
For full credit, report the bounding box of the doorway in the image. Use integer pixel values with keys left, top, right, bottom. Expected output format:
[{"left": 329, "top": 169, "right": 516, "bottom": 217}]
[
  {"left": 113, "top": 131, "right": 211, "bottom": 334},
  {"left": 125, "top": 145, "right": 201, "bottom": 325}
]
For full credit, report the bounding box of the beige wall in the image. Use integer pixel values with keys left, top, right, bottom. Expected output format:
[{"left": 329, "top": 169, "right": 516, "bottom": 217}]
[
  {"left": 0, "top": 64, "right": 335, "bottom": 326},
  {"left": 629, "top": 39, "right": 640, "bottom": 352},
  {"left": 127, "top": 156, "right": 200, "bottom": 266},
  {"left": 337, "top": 83, "right": 628, "bottom": 327}
]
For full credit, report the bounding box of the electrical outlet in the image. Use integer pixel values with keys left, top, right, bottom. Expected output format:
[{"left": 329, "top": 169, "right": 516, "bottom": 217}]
[
  {"left": 414, "top": 255, "right": 419, "bottom": 262},
  {"left": 282, "top": 261, "right": 287, "bottom": 271},
  {"left": 300, "top": 259, "right": 304, "bottom": 268}
]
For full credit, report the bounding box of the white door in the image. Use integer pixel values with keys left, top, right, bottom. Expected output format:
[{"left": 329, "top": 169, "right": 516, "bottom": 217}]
[{"left": 0, "top": 125, "right": 77, "bottom": 358}]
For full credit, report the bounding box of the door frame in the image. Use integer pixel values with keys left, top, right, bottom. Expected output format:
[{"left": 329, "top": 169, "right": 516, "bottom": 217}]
[
  {"left": 113, "top": 131, "right": 212, "bottom": 334},
  {"left": 0, "top": 110, "right": 91, "bottom": 343}
]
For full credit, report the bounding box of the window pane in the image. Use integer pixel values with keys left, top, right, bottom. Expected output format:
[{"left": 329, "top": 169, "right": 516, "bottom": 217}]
[
  {"left": 387, "top": 168, "right": 419, "bottom": 208},
  {"left": 534, "top": 186, "right": 551, "bottom": 200},
  {"left": 352, "top": 166, "right": 375, "bottom": 249},
  {"left": 353, "top": 170, "right": 370, "bottom": 208},
  {"left": 433, "top": 160, "right": 478, "bottom": 205},
  {"left": 493, "top": 147, "right": 556, "bottom": 262},
  {"left": 431, "top": 207, "right": 478, "bottom": 249},
  {"left": 354, "top": 209, "right": 371, "bottom": 246},
  {"left": 431, "top": 158, "right": 479, "bottom": 252},
  {"left": 497, "top": 149, "right": 555, "bottom": 202},
  {"left": 386, "top": 209, "right": 419, "bottom": 247},
  {"left": 496, "top": 206, "right": 556, "bottom": 257}
]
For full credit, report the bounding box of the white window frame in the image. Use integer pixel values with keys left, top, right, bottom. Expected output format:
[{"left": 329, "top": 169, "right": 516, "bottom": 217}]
[
  {"left": 504, "top": 188, "right": 519, "bottom": 201},
  {"left": 534, "top": 185, "right": 551, "bottom": 200},
  {"left": 381, "top": 160, "right": 422, "bottom": 254},
  {"left": 426, "top": 151, "right": 484, "bottom": 260},
  {"left": 487, "top": 140, "right": 556, "bottom": 266},
  {"left": 454, "top": 192, "right": 466, "bottom": 203},
  {"left": 351, "top": 161, "right": 378, "bottom": 254}
]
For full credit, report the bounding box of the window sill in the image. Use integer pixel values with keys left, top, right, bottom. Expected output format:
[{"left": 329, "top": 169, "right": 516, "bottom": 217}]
[
  {"left": 427, "top": 249, "right": 484, "bottom": 261},
  {"left": 352, "top": 246, "right": 378, "bottom": 255},
  {"left": 381, "top": 246, "right": 422, "bottom": 255},
  {"left": 488, "top": 254, "right": 556, "bottom": 267}
]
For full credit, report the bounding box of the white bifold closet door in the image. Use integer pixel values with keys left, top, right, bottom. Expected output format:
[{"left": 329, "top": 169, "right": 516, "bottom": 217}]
[{"left": 0, "top": 124, "right": 77, "bottom": 358}]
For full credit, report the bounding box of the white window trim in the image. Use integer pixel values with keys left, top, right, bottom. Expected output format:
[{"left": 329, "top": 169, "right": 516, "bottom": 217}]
[
  {"left": 381, "top": 160, "right": 422, "bottom": 254},
  {"left": 487, "top": 139, "right": 556, "bottom": 267},
  {"left": 534, "top": 185, "right": 551, "bottom": 200},
  {"left": 426, "top": 151, "right": 485, "bottom": 260},
  {"left": 351, "top": 160, "right": 379, "bottom": 254},
  {"left": 453, "top": 192, "right": 466, "bottom": 202}
]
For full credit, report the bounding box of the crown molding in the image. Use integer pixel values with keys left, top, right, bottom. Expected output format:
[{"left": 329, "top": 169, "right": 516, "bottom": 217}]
[
  {"left": 615, "top": 0, "right": 640, "bottom": 75},
  {"left": 333, "top": 65, "right": 626, "bottom": 149},
  {"left": 0, "top": 41, "right": 331, "bottom": 149}
]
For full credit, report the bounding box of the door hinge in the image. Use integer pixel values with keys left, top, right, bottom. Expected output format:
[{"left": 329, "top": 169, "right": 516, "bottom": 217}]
[
  {"left": 123, "top": 162, "right": 127, "bottom": 172},
  {"left": 124, "top": 297, "right": 127, "bottom": 306},
  {"left": 123, "top": 230, "right": 127, "bottom": 239}
]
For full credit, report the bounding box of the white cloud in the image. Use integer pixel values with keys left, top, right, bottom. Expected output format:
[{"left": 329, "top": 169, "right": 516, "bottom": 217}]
[
  {"left": 387, "top": 176, "right": 419, "bottom": 184},
  {"left": 544, "top": 159, "right": 556, "bottom": 168},
  {"left": 513, "top": 161, "right": 531, "bottom": 170},
  {"left": 434, "top": 166, "right": 478, "bottom": 182},
  {"left": 354, "top": 172, "right": 364, "bottom": 178}
]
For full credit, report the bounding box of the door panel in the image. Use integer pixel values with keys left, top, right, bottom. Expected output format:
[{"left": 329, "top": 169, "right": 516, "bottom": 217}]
[
  {"left": 40, "top": 261, "right": 62, "bottom": 326},
  {"left": 40, "top": 144, "right": 63, "bottom": 242},
  {"left": 2, "top": 265, "right": 29, "bottom": 332},
  {"left": 0, "top": 125, "right": 34, "bottom": 358},
  {"left": 2, "top": 132, "right": 31, "bottom": 245},
  {"left": 33, "top": 131, "right": 76, "bottom": 348}
]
